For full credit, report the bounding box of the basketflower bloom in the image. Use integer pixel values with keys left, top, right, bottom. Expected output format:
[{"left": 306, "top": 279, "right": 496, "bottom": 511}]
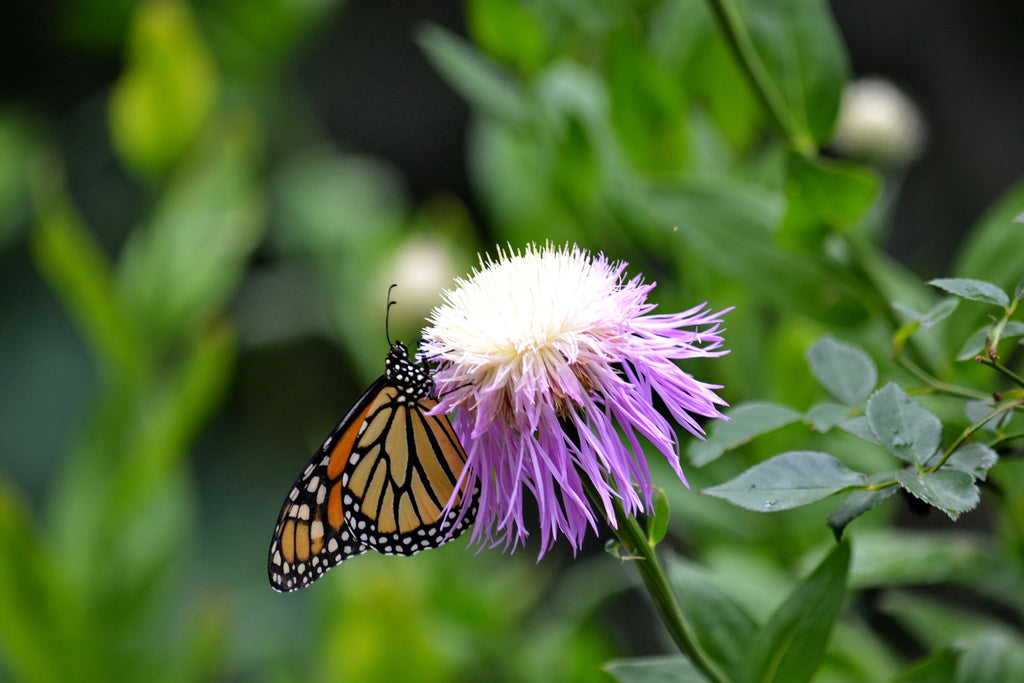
[{"left": 421, "top": 244, "right": 730, "bottom": 556}]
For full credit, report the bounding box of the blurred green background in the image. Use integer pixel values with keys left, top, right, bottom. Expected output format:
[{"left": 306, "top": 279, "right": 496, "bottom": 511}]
[{"left": 1, "top": 0, "right": 1023, "bottom": 681}]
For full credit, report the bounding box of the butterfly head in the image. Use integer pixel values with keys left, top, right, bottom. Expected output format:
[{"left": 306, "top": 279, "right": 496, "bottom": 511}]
[{"left": 385, "top": 342, "right": 434, "bottom": 403}]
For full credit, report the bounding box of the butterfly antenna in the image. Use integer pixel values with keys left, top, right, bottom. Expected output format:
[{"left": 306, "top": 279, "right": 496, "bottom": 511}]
[{"left": 385, "top": 284, "right": 398, "bottom": 346}]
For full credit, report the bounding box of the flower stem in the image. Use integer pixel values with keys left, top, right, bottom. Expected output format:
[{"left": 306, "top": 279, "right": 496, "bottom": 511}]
[
  {"left": 703, "top": 0, "right": 816, "bottom": 156},
  {"left": 601, "top": 492, "right": 730, "bottom": 683}
]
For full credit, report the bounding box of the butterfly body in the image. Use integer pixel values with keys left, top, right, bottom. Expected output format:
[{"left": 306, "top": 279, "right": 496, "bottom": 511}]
[{"left": 268, "top": 342, "right": 475, "bottom": 592}]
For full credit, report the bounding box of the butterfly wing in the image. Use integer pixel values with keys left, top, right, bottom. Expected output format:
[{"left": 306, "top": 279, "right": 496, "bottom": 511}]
[
  {"left": 342, "top": 391, "right": 478, "bottom": 555},
  {"left": 267, "top": 377, "right": 388, "bottom": 592}
]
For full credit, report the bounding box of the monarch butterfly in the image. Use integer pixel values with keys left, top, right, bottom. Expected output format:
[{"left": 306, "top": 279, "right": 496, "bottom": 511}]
[{"left": 267, "top": 293, "right": 476, "bottom": 592}]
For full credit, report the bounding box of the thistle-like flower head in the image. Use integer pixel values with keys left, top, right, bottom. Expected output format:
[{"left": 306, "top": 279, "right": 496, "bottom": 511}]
[{"left": 422, "top": 244, "right": 730, "bottom": 555}]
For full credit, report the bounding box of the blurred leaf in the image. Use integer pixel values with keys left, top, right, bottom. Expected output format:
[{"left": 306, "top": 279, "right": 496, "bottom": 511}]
[
  {"left": 955, "top": 325, "right": 989, "bottom": 361},
  {"left": 29, "top": 158, "right": 144, "bottom": 383},
  {"left": 604, "top": 655, "right": 704, "bottom": 683},
  {"left": 0, "top": 481, "right": 102, "bottom": 681},
  {"left": 647, "top": 488, "right": 670, "bottom": 546},
  {"left": 827, "top": 478, "right": 898, "bottom": 540},
  {"left": 928, "top": 278, "right": 1009, "bottom": 308},
  {"left": 849, "top": 530, "right": 994, "bottom": 589},
  {"left": 943, "top": 443, "right": 998, "bottom": 482},
  {"left": 466, "top": 0, "right": 547, "bottom": 74},
  {"left": 953, "top": 179, "right": 1024, "bottom": 299},
  {"left": 687, "top": 401, "right": 802, "bottom": 466},
  {"left": 703, "top": 451, "right": 867, "bottom": 512},
  {"left": 892, "top": 299, "right": 959, "bottom": 330},
  {"left": 646, "top": 181, "right": 872, "bottom": 320},
  {"left": 607, "top": 38, "right": 689, "bottom": 175},
  {"left": 805, "top": 402, "right": 852, "bottom": 432},
  {"left": 892, "top": 648, "right": 957, "bottom": 683},
  {"left": 110, "top": 0, "right": 217, "bottom": 175},
  {"left": 667, "top": 559, "right": 758, "bottom": 682},
  {"left": 806, "top": 336, "right": 877, "bottom": 405},
  {"left": 955, "top": 633, "right": 1024, "bottom": 683},
  {"left": 118, "top": 121, "right": 264, "bottom": 344},
  {"left": 746, "top": 540, "right": 851, "bottom": 683},
  {"left": 895, "top": 469, "right": 979, "bottom": 521},
  {"left": 418, "top": 24, "right": 527, "bottom": 125},
  {"left": 779, "top": 155, "right": 880, "bottom": 249},
  {"left": 202, "top": 0, "right": 340, "bottom": 76},
  {"left": 866, "top": 383, "right": 942, "bottom": 465},
  {"left": 746, "top": 0, "right": 848, "bottom": 145},
  {"left": 0, "top": 111, "right": 41, "bottom": 250},
  {"left": 112, "top": 321, "right": 236, "bottom": 515}
]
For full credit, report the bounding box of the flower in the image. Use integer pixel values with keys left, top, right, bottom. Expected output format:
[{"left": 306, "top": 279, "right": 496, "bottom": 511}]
[
  {"left": 831, "top": 78, "right": 926, "bottom": 165},
  {"left": 421, "top": 244, "right": 730, "bottom": 556}
]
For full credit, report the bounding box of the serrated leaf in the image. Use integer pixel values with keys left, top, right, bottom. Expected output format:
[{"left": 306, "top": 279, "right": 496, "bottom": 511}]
[
  {"left": 746, "top": 541, "right": 851, "bottom": 683},
  {"left": 892, "top": 298, "right": 959, "bottom": 329},
  {"left": 928, "top": 278, "right": 1010, "bottom": 307},
  {"left": 805, "top": 402, "right": 853, "bottom": 432},
  {"left": 896, "top": 469, "right": 979, "bottom": 521},
  {"left": 944, "top": 443, "right": 998, "bottom": 482},
  {"left": 806, "top": 336, "right": 877, "bottom": 405},
  {"left": 667, "top": 560, "right": 758, "bottom": 683},
  {"left": 702, "top": 451, "right": 867, "bottom": 512},
  {"left": 838, "top": 415, "right": 879, "bottom": 444},
  {"left": 956, "top": 326, "right": 989, "bottom": 361},
  {"left": 866, "top": 383, "right": 942, "bottom": 465},
  {"left": 827, "top": 479, "right": 898, "bottom": 540},
  {"left": 964, "top": 400, "right": 1014, "bottom": 432},
  {"left": 604, "top": 655, "right": 703, "bottom": 683},
  {"left": 687, "top": 402, "right": 802, "bottom": 466}
]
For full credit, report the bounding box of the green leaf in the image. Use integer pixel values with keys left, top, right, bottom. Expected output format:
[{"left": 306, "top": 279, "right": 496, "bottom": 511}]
[
  {"left": 838, "top": 415, "right": 879, "bottom": 444},
  {"left": 780, "top": 155, "right": 880, "bottom": 248},
  {"left": 892, "top": 298, "right": 959, "bottom": 330},
  {"left": 417, "top": 24, "right": 527, "bottom": 125},
  {"left": 964, "top": 400, "right": 1013, "bottom": 433},
  {"left": 953, "top": 180, "right": 1024, "bottom": 300},
  {"left": 896, "top": 469, "right": 979, "bottom": 521},
  {"left": 465, "top": 0, "right": 546, "bottom": 74},
  {"left": 607, "top": 39, "right": 689, "bottom": 175},
  {"left": 892, "top": 647, "right": 957, "bottom": 683},
  {"left": 955, "top": 633, "right": 1024, "bottom": 683},
  {"left": 746, "top": 541, "right": 851, "bottom": 683},
  {"left": 666, "top": 560, "right": 758, "bottom": 683},
  {"left": 928, "top": 278, "right": 1009, "bottom": 307},
  {"left": 702, "top": 451, "right": 867, "bottom": 512},
  {"left": 806, "top": 336, "right": 877, "bottom": 405},
  {"left": 687, "top": 401, "right": 802, "bottom": 466},
  {"left": 805, "top": 402, "right": 852, "bottom": 432},
  {"left": 955, "top": 326, "right": 989, "bottom": 361},
  {"left": 604, "top": 656, "right": 703, "bottom": 683},
  {"left": 109, "top": 0, "right": 217, "bottom": 175},
  {"left": 943, "top": 443, "right": 998, "bottom": 482},
  {"left": 850, "top": 530, "right": 993, "bottom": 589},
  {"left": 746, "top": 0, "right": 849, "bottom": 145},
  {"left": 647, "top": 488, "right": 670, "bottom": 547},
  {"left": 827, "top": 479, "right": 898, "bottom": 540},
  {"left": 866, "top": 383, "right": 942, "bottom": 465},
  {"left": 118, "top": 124, "right": 264, "bottom": 343}
]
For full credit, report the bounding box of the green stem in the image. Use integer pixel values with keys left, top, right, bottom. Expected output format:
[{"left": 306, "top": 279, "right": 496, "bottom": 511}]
[
  {"left": 978, "top": 358, "right": 1024, "bottom": 389},
  {"left": 896, "top": 355, "right": 990, "bottom": 401},
  {"left": 703, "top": 0, "right": 816, "bottom": 156},
  {"left": 594, "top": 489, "right": 730, "bottom": 683}
]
